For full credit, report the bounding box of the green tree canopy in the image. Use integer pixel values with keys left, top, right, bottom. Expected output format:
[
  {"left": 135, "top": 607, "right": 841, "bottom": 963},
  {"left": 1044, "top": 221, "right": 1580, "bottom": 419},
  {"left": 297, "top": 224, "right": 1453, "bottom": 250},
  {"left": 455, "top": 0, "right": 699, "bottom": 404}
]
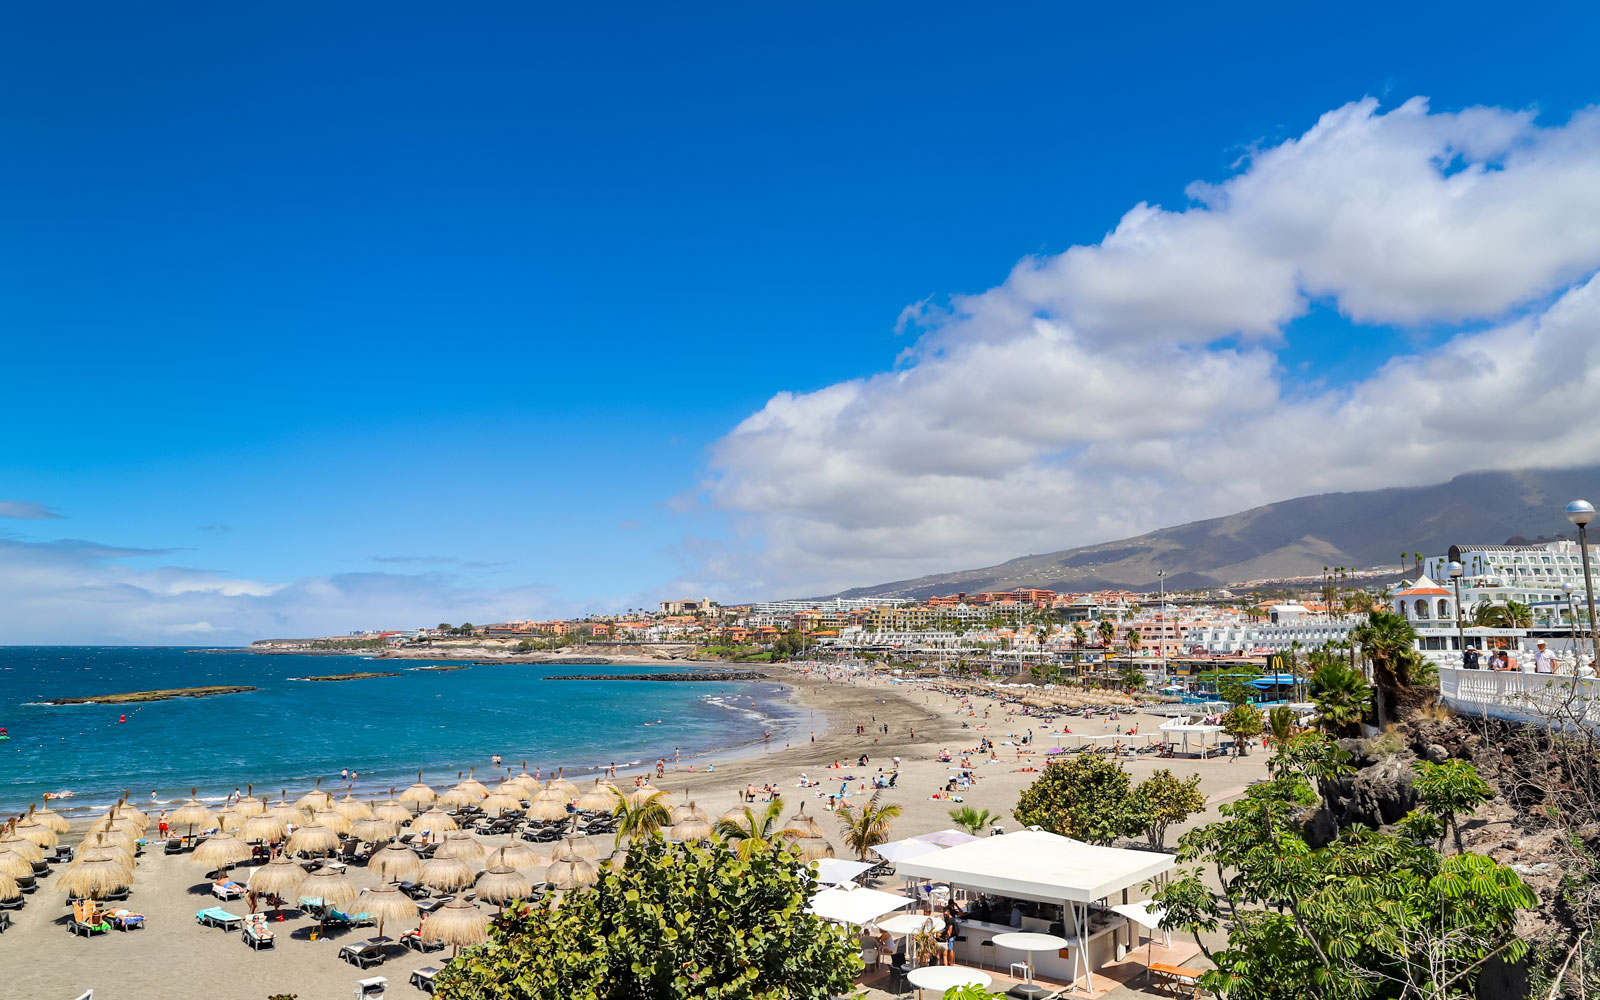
[
  {"left": 1133, "top": 769, "right": 1206, "bottom": 849},
  {"left": 434, "top": 836, "right": 860, "bottom": 1000},
  {"left": 1013, "top": 754, "right": 1150, "bottom": 845},
  {"left": 1221, "top": 704, "right": 1264, "bottom": 756},
  {"left": 1309, "top": 661, "right": 1372, "bottom": 737}
]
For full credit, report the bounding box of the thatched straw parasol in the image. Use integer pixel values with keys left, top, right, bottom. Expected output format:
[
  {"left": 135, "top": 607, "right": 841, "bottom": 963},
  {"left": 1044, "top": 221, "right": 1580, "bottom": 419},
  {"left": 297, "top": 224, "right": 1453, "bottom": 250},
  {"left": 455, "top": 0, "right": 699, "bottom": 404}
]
[
  {"left": 369, "top": 842, "right": 422, "bottom": 884},
  {"left": 269, "top": 790, "right": 306, "bottom": 823},
  {"left": 0, "top": 871, "right": 18, "bottom": 902},
  {"left": 781, "top": 803, "right": 826, "bottom": 840},
  {"left": 295, "top": 777, "right": 334, "bottom": 811},
  {"left": 285, "top": 821, "right": 340, "bottom": 858},
  {"left": 480, "top": 782, "right": 521, "bottom": 818},
  {"left": 438, "top": 785, "right": 478, "bottom": 810},
  {"left": 525, "top": 789, "right": 569, "bottom": 825},
  {"left": 334, "top": 791, "right": 373, "bottom": 821},
  {"left": 71, "top": 839, "right": 134, "bottom": 871},
  {"left": 485, "top": 840, "right": 547, "bottom": 876},
  {"left": 248, "top": 853, "right": 307, "bottom": 915},
  {"left": 626, "top": 783, "right": 667, "bottom": 807},
  {"left": 421, "top": 895, "right": 489, "bottom": 957},
  {"left": 192, "top": 832, "right": 252, "bottom": 873},
  {"left": 576, "top": 782, "right": 616, "bottom": 813},
  {"left": 668, "top": 802, "right": 713, "bottom": 844},
  {"left": 170, "top": 789, "right": 217, "bottom": 836},
  {"left": 350, "top": 817, "right": 397, "bottom": 844},
  {"left": 669, "top": 795, "right": 700, "bottom": 824},
  {"left": 232, "top": 785, "right": 265, "bottom": 817},
  {"left": 58, "top": 854, "right": 133, "bottom": 899},
  {"left": 439, "top": 831, "right": 486, "bottom": 869},
  {"left": 87, "top": 814, "right": 141, "bottom": 843},
  {"left": 399, "top": 772, "right": 437, "bottom": 807},
  {"left": 0, "top": 826, "right": 43, "bottom": 864},
  {"left": 373, "top": 789, "right": 413, "bottom": 824},
  {"left": 212, "top": 808, "right": 244, "bottom": 834},
  {"left": 307, "top": 807, "right": 352, "bottom": 837},
  {"left": 607, "top": 849, "right": 629, "bottom": 872},
  {"left": 419, "top": 854, "right": 476, "bottom": 893},
  {"left": 561, "top": 836, "right": 599, "bottom": 863},
  {"left": 356, "top": 882, "right": 417, "bottom": 939},
  {"left": 719, "top": 796, "right": 754, "bottom": 826},
  {"left": 31, "top": 802, "right": 71, "bottom": 835},
  {"left": 0, "top": 850, "right": 36, "bottom": 879},
  {"left": 241, "top": 814, "right": 289, "bottom": 844},
  {"left": 412, "top": 807, "right": 459, "bottom": 838},
  {"left": 545, "top": 770, "right": 578, "bottom": 800},
  {"left": 475, "top": 865, "right": 532, "bottom": 912},
  {"left": 108, "top": 797, "right": 149, "bottom": 829},
  {"left": 457, "top": 768, "right": 490, "bottom": 799},
  {"left": 785, "top": 834, "right": 835, "bottom": 863},
  {"left": 303, "top": 865, "right": 357, "bottom": 909},
  {"left": 14, "top": 809, "right": 59, "bottom": 848},
  {"left": 544, "top": 839, "right": 597, "bottom": 890},
  {"left": 505, "top": 762, "right": 541, "bottom": 797}
]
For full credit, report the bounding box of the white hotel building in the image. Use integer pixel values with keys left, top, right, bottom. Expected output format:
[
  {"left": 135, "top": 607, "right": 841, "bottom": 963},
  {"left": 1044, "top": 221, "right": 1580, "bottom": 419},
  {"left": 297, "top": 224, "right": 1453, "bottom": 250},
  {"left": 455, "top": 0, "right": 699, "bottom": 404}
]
[{"left": 1422, "top": 541, "right": 1599, "bottom": 625}]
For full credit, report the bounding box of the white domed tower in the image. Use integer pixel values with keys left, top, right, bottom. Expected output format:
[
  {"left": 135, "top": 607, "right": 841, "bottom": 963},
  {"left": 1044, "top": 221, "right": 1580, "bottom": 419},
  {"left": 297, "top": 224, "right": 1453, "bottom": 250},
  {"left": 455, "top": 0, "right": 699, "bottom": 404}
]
[{"left": 1393, "top": 574, "right": 1454, "bottom": 623}]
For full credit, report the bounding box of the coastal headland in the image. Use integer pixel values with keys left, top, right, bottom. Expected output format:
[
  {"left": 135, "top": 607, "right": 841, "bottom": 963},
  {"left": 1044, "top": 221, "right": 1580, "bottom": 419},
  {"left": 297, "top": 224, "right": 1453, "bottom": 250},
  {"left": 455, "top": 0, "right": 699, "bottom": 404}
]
[
  {"left": 287, "top": 671, "right": 401, "bottom": 682},
  {"left": 44, "top": 685, "right": 257, "bottom": 705}
]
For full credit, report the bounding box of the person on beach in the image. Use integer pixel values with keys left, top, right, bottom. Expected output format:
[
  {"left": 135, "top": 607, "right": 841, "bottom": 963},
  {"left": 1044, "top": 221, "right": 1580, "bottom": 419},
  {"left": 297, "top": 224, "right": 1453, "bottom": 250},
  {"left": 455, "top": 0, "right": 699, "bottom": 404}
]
[{"left": 158, "top": 811, "right": 169, "bottom": 839}]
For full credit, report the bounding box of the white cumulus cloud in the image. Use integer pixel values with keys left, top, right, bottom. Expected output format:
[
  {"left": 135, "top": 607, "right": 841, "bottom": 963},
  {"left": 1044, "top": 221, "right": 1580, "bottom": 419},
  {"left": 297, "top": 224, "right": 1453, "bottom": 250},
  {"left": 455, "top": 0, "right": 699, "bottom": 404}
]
[{"left": 703, "top": 97, "right": 1600, "bottom": 597}]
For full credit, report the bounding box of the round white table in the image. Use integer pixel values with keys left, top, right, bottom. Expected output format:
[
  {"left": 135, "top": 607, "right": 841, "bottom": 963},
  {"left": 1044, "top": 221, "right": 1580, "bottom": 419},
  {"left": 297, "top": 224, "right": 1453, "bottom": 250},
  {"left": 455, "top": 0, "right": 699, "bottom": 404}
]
[
  {"left": 907, "top": 965, "right": 993, "bottom": 995},
  {"left": 876, "top": 913, "right": 945, "bottom": 935},
  {"left": 992, "top": 931, "right": 1071, "bottom": 999}
]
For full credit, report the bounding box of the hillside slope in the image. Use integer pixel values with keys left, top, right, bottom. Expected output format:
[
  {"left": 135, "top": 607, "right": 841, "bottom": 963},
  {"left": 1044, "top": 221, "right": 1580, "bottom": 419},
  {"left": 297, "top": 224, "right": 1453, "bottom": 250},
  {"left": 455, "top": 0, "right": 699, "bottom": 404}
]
[{"left": 816, "top": 466, "right": 1599, "bottom": 600}]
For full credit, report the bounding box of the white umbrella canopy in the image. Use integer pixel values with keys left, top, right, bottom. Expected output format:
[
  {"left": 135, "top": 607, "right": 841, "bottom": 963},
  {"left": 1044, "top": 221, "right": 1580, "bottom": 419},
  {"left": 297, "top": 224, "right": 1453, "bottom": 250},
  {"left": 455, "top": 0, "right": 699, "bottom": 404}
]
[
  {"left": 399, "top": 772, "right": 438, "bottom": 807},
  {"left": 421, "top": 896, "right": 489, "bottom": 954},
  {"left": 420, "top": 854, "right": 476, "bottom": 893},
  {"left": 440, "top": 831, "right": 486, "bottom": 869},
  {"left": 369, "top": 842, "right": 423, "bottom": 884},
  {"left": 334, "top": 791, "right": 374, "bottom": 821},
  {"left": 192, "top": 832, "right": 252, "bottom": 872},
  {"left": 285, "top": 821, "right": 341, "bottom": 857},
  {"left": 411, "top": 807, "right": 459, "bottom": 837},
  {"left": 358, "top": 882, "right": 418, "bottom": 938}
]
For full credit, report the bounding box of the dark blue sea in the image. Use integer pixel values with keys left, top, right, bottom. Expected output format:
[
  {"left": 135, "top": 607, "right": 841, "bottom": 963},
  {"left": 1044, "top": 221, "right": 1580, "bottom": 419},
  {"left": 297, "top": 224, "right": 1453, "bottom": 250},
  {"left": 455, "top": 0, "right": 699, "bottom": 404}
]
[{"left": 0, "top": 647, "right": 801, "bottom": 816}]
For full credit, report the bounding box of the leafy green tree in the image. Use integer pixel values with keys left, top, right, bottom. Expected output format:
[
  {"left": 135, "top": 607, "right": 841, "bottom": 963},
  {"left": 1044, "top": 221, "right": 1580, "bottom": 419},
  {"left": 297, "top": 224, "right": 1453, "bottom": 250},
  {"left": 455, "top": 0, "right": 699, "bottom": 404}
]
[
  {"left": 1221, "top": 704, "right": 1264, "bottom": 756},
  {"left": 713, "top": 798, "right": 787, "bottom": 859},
  {"left": 1412, "top": 759, "right": 1493, "bottom": 855},
  {"left": 1133, "top": 769, "right": 1206, "bottom": 849},
  {"left": 1013, "top": 755, "right": 1150, "bottom": 845},
  {"left": 434, "top": 836, "right": 861, "bottom": 999},
  {"left": 1266, "top": 706, "right": 1296, "bottom": 748},
  {"left": 1309, "top": 661, "right": 1372, "bottom": 737},
  {"left": 947, "top": 806, "right": 998, "bottom": 836},
  {"left": 609, "top": 788, "right": 671, "bottom": 848},
  {"left": 835, "top": 791, "right": 902, "bottom": 861},
  {"left": 1153, "top": 734, "right": 1531, "bottom": 1000}
]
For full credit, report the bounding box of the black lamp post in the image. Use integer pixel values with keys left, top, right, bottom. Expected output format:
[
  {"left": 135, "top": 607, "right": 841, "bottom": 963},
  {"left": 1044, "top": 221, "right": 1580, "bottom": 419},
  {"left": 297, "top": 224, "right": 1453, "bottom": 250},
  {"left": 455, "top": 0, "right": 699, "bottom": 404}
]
[{"left": 1448, "top": 560, "right": 1465, "bottom": 667}]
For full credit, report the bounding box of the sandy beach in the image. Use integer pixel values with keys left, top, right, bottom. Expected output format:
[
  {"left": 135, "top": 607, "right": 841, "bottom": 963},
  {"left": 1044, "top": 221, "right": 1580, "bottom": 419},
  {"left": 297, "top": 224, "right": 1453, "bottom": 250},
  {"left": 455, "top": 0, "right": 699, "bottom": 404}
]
[{"left": 0, "top": 666, "right": 1261, "bottom": 999}]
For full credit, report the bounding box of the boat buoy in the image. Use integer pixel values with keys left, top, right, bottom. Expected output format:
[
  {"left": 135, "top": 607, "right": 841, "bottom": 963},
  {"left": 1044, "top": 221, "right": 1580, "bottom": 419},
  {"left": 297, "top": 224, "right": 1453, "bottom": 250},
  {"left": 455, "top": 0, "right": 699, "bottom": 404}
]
[{"left": 118, "top": 715, "right": 127, "bottom": 723}]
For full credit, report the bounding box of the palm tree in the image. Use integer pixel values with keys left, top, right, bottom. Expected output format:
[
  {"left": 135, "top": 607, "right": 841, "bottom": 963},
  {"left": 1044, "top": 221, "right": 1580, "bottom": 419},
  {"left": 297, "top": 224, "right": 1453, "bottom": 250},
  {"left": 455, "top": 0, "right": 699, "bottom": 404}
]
[
  {"left": 1266, "top": 705, "right": 1297, "bottom": 748},
  {"left": 1348, "top": 609, "right": 1418, "bottom": 724},
  {"left": 714, "top": 798, "right": 786, "bottom": 858},
  {"left": 948, "top": 806, "right": 998, "bottom": 836},
  {"left": 1309, "top": 661, "right": 1371, "bottom": 737},
  {"left": 1126, "top": 630, "right": 1142, "bottom": 654},
  {"left": 836, "top": 792, "right": 902, "bottom": 861},
  {"left": 610, "top": 788, "right": 671, "bottom": 848},
  {"left": 1097, "top": 619, "right": 1115, "bottom": 646}
]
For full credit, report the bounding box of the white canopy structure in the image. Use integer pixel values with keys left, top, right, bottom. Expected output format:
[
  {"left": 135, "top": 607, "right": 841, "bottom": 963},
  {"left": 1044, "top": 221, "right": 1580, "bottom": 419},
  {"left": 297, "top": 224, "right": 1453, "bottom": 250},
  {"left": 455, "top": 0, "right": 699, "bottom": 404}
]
[
  {"left": 872, "top": 838, "right": 942, "bottom": 863},
  {"left": 1157, "top": 716, "right": 1226, "bottom": 757},
  {"left": 807, "top": 885, "right": 911, "bottom": 925},
  {"left": 810, "top": 858, "right": 874, "bottom": 885},
  {"left": 894, "top": 830, "right": 1176, "bottom": 991},
  {"left": 914, "top": 829, "right": 980, "bottom": 847}
]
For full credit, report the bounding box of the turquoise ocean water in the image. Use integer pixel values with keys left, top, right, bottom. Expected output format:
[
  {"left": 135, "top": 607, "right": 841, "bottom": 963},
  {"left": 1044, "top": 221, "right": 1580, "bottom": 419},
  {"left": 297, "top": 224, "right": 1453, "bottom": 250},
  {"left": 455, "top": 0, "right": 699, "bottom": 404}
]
[{"left": 0, "top": 647, "right": 802, "bottom": 817}]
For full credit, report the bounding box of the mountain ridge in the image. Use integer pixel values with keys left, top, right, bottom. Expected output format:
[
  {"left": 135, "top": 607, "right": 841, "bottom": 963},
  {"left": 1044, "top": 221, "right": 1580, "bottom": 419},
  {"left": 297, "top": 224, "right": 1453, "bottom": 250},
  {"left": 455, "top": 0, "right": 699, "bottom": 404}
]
[{"left": 810, "top": 466, "right": 1600, "bottom": 601}]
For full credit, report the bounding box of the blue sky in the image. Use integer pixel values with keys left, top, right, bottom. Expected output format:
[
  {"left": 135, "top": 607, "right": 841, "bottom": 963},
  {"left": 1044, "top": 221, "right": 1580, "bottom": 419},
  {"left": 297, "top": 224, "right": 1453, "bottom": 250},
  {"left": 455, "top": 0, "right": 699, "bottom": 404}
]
[{"left": 3, "top": 3, "right": 1600, "bottom": 641}]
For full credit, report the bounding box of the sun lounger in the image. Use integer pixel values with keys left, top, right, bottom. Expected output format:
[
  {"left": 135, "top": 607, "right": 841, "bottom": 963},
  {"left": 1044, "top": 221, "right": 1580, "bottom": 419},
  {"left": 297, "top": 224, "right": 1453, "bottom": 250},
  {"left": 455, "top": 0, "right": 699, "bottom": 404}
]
[
  {"left": 0, "top": 912, "right": 10, "bottom": 933},
  {"left": 31, "top": 859, "right": 51, "bottom": 876},
  {"left": 340, "top": 939, "right": 386, "bottom": 968},
  {"left": 327, "top": 907, "right": 375, "bottom": 928},
  {"left": 14, "top": 875, "right": 36, "bottom": 894},
  {"left": 196, "top": 906, "right": 243, "bottom": 930},
  {"left": 402, "top": 928, "right": 444, "bottom": 953},
  {"left": 414, "top": 895, "right": 453, "bottom": 915},
  {"left": 241, "top": 913, "right": 275, "bottom": 950},
  {"left": 212, "top": 880, "right": 246, "bottom": 900},
  {"left": 106, "top": 908, "right": 145, "bottom": 930},
  {"left": 397, "top": 881, "right": 429, "bottom": 899},
  {"left": 354, "top": 976, "right": 386, "bottom": 999},
  {"left": 0, "top": 894, "right": 23, "bottom": 910},
  {"left": 164, "top": 838, "right": 184, "bottom": 855},
  {"left": 410, "top": 965, "right": 441, "bottom": 993},
  {"left": 70, "top": 901, "right": 111, "bottom": 937},
  {"left": 101, "top": 885, "right": 129, "bottom": 901}
]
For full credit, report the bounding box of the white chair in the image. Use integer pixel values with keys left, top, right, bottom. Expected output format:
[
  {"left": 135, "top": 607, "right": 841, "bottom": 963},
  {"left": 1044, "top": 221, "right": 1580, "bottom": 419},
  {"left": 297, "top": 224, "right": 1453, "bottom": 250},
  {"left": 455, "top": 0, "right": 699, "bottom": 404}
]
[{"left": 1009, "top": 961, "right": 1032, "bottom": 982}]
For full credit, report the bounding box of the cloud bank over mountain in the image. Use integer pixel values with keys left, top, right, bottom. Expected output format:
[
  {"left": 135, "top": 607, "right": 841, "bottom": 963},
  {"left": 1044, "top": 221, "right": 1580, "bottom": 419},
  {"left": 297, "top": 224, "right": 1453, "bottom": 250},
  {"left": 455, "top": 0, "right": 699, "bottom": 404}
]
[{"left": 706, "top": 97, "right": 1600, "bottom": 597}]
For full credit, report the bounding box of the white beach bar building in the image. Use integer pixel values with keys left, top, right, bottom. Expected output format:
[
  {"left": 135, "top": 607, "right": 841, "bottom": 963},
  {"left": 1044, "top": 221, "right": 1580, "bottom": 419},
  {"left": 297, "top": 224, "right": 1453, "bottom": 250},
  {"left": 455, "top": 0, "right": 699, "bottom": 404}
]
[{"left": 894, "top": 830, "right": 1175, "bottom": 991}]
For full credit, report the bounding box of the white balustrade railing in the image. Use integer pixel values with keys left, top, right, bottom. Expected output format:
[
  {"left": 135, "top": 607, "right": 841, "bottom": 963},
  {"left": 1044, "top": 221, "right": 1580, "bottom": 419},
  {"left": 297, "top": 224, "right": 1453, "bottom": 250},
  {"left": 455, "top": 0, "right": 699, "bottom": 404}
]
[{"left": 1436, "top": 665, "right": 1600, "bottom": 728}]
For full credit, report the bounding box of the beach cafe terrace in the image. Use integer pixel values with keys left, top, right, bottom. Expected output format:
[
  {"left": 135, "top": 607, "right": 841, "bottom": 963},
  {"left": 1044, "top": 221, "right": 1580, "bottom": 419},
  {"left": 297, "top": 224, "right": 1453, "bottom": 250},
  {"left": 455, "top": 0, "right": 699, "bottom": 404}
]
[{"left": 890, "top": 830, "right": 1179, "bottom": 994}]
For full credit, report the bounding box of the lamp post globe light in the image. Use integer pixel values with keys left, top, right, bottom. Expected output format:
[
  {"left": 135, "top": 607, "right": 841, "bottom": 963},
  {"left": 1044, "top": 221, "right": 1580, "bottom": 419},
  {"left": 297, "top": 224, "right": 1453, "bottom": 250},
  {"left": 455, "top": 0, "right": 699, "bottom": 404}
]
[
  {"left": 1448, "top": 561, "right": 1465, "bottom": 666},
  {"left": 1565, "top": 500, "right": 1600, "bottom": 669}
]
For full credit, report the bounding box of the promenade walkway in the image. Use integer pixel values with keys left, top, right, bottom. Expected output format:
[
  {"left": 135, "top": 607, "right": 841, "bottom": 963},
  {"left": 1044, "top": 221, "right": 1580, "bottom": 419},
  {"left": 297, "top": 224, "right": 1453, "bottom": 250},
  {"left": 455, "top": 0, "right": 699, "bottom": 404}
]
[{"left": 1437, "top": 665, "right": 1600, "bottom": 728}]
